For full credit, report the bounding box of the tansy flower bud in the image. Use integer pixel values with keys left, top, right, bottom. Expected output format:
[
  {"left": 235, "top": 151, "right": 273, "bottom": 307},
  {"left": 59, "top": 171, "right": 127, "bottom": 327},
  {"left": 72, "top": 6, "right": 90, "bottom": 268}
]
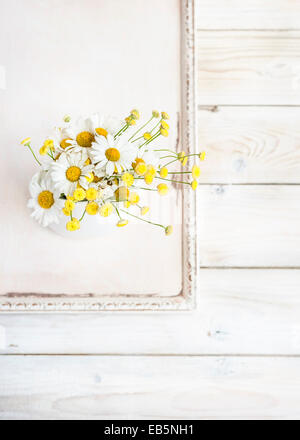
[
  {"left": 181, "top": 156, "right": 188, "bottom": 166},
  {"left": 86, "top": 202, "right": 99, "bottom": 215},
  {"left": 86, "top": 187, "right": 98, "bottom": 201},
  {"left": 199, "top": 151, "right": 206, "bottom": 161},
  {"left": 192, "top": 165, "right": 201, "bottom": 179},
  {"left": 131, "top": 109, "right": 140, "bottom": 120},
  {"left": 140, "top": 206, "right": 150, "bottom": 216},
  {"left": 39, "top": 145, "right": 48, "bottom": 156},
  {"left": 100, "top": 202, "right": 113, "bottom": 217},
  {"left": 157, "top": 183, "right": 169, "bottom": 196},
  {"left": 147, "top": 165, "right": 156, "bottom": 175},
  {"left": 62, "top": 207, "right": 71, "bottom": 216},
  {"left": 178, "top": 151, "right": 185, "bottom": 159},
  {"left": 143, "top": 132, "right": 152, "bottom": 140},
  {"left": 65, "top": 200, "right": 75, "bottom": 212},
  {"left": 122, "top": 172, "right": 134, "bottom": 187},
  {"left": 144, "top": 172, "right": 154, "bottom": 185},
  {"left": 21, "top": 137, "right": 31, "bottom": 146},
  {"left": 73, "top": 188, "right": 86, "bottom": 201},
  {"left": 63, "top": 115, "right": 71, "bottom": 123},
  {"left": 160, "top": 167, "right": 168, "bottom": 178},
  {"left": 44, "top": 139, "right": 54, "bottom": 149},
  {"left": 161, "top": 112, "right": 170, "bottom": 120},
  {"left": 191, "top": 180, "right": 198, "bottom": 190},
  {"left": 165, "top": 225, "right": 173, "bottom": 236},
  {"left": 117, "top": 219, "right": 129, "bottom": 227},
  {"left": 129, "top": 192, "right": 140, "bottom": 205},
  {"left": 135, "top": 162, "right": 147, "bottom": 176},
  {"left": 152, "top": 110, "right": 160, "bottom": 118},
  {"left": 160, "top": 128, "right": 169, "bottom": 137},
  {"left": 124, "top": 201, "right": 131, "bottom": 208},
  {"left": 66, "top": 218, "right": 80, "bottom": 231},
  {"left": 161, "top": 120, "right": 169, "bottom": 130}
]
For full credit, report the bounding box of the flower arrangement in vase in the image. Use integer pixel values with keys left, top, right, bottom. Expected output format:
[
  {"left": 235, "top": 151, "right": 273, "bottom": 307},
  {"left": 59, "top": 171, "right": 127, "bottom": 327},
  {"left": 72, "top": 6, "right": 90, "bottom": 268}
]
[{"left": 21, "top": 109, "right": 205, "bottom": 237}]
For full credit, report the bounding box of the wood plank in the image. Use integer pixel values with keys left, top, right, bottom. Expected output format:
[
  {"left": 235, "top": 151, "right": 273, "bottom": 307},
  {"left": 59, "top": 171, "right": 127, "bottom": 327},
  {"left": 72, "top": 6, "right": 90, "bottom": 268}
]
[
  {"left": 198, "top": 106, "right": 300, "bottom": 183},
  {"left": 1, "top": 355, "right": 300, "bottom": 419},
  {"left": 1, "top": 269, "right": 300, "bottom": 355},
  {"left": 198, "top": 185, "right": 300, "bottom": 267},
  {"left": 197, "top": 31, "right": 300, "bottom": 105},
  {"left": 196, "top": 0, "right": 300, "bottom": 30}
]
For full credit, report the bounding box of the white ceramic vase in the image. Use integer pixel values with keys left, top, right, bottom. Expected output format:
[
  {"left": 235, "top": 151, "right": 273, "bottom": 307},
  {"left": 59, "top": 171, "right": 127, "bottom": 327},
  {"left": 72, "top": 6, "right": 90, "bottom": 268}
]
[{"left": 48, "top": 202, "right": 117, "bottom": 239}]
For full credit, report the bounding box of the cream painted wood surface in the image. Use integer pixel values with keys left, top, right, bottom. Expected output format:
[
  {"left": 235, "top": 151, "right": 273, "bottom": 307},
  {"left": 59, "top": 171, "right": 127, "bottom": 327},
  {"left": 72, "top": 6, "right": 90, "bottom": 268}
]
[
  {"left": 0, "top": 269, "right": 300, "bottom": 355},
  {"left": 197, "top": 0, "right": 300, "bottom": 30},
  {"left": 1, "top": 0, "right": 300, "bottom": 420},
  {"left": 198, "top": 185, "right": 300, "bottom": 267},
  {"left": 197, "top": 31, "right": 300, "bottom": 105},
  {"left": 1, "top": 356, "right": 300, "bottom": 420},
  {"left": 198, "top": 106, "right": 300, "bottom": 183}
]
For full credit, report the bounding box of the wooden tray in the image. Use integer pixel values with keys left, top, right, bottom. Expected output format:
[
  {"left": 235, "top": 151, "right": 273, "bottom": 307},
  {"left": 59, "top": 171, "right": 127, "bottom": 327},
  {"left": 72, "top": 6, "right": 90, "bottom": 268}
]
[{"left": 0, "top": 0, "right": 197, "bottom": 311}]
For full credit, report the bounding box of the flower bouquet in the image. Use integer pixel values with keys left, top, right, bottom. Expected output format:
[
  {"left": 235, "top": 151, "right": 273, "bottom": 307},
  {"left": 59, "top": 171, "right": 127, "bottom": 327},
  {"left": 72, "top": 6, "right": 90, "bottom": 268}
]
[{"left": 21, "top": 109, "right": 205, "bottom": 236}]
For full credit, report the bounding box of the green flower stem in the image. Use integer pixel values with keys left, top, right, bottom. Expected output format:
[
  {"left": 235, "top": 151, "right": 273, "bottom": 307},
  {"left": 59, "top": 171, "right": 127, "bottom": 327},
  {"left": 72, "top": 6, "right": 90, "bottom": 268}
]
[
  {"left": 114, "top": 123, "right": 129, "bottom": 139},
  {"left": 138, "top": 131, "right": 160, "bottom": 149},
  {"left": 119, "top": 208, "right": 165, "bottom": 229},
  {"left": 129, "top": 116, "right": 154, "bottom": 142},
  {"left": 28, "top": 145, "right": 42, "bottom": 166},
  {"left": 132, "top": 135, "right": 144, "bottom": 143},
  {"left": 79, "top": 206, "right": 87, "bottom": 222},
  {"left": 159, "top": 155, "right": 177, "bottom": 160},
  {"left": 167, "top": 171, "right": 192, "bottom": 174},
  {"left": 47, "top": 151, "right": 55, "bottom": 161},
  {"left": 113, "top": 204, "right": 121, "bottom": 219},
  {"left": 163, "top": 157, "right": 180, "bottom": 168},
  {"left": 150, "top": 118, "right": 163, "bottom": 134},
  {"left": 154, "top": 149, "right": 176, "bottom": 153},
  {"left": 156, "top": 176, "right": 190, "bottom": 185},
  {"left": 131, "top": 185, "right": 157, "bottom": 192}
]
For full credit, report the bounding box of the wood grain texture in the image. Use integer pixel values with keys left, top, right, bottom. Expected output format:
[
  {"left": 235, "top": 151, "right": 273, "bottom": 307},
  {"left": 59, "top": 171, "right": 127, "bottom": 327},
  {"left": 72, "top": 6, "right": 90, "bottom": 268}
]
[
  {"left": 196, "top": 0, "right": 300, "bottom": 30},
  {"left": 1, "top": 355, "right": 300, "bottom": 420},
  {"left": 1, "top": 269, "right": 300, "bottom": 355},
  {"left": 198, "top": 185, "right": 300, "bottom": 267},
  {"left": 197, "top": 31, "right": 300, "bottom": 105},
  {"left": 198, "top": 106, "right": 300, "bottom": 183}
]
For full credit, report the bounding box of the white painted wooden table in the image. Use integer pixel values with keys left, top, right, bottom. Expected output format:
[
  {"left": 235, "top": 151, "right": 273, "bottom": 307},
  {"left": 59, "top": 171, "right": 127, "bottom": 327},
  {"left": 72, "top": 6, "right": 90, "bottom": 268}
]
[{"left": 1, "top": 0, "right": 300, "bottom": 419}]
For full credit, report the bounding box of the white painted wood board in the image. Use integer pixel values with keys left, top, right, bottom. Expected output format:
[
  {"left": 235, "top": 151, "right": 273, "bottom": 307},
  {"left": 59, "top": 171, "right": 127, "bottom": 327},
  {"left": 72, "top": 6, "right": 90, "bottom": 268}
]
[
  {"left": 198, "top": 185, "right": 300, "bottom": 267},
  {"left": 1, "top": 355, "right": 300, "bottom": 420},
  {"left": 197, "top": 31, "right": 300, "bottom": 105},
  {"left": 198, "top": 106, "right": 300, "bottom": 183},
  {"left": 0, "top": 269, "right": 300, "bottom": 355},
  {"left": 196, "top": 0, "right": 300, "bottom": 30}
]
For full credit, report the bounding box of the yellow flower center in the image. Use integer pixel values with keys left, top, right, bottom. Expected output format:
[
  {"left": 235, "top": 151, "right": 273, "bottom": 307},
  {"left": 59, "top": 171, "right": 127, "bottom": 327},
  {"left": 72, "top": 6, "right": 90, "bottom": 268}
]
[
  {"left": 95, "top": 127, "right": 108, "bottom": 137},
  {"left": 66, "top": 166, "right": 81, "bottom": 182},
  {"left": 76, "top": 131, "right": 95, "bottom": 148},
  {"left": 38, "top": 191, "right": 54, "bottom": 209},
  {"left": 60, "top": 138, "right": 72, "bottom": 150},
  {"left": 105, "top": 148, "right": 120, "bottom": 162}
]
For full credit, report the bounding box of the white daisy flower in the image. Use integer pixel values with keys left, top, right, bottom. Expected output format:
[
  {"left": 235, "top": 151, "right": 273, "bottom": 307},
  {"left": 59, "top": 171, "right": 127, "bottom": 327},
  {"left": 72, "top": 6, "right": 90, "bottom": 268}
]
[
  {"left": 52, "top": 126, "right": 74, "bottom": 153},
  {"left": 62, "top": 115, "right": 123, "bottom": 158},
  {"left": 28, "top": 171, "right": 63, "bottom": 227},
  {"left": 88, "top": 114, "right": 124, "bottom": 138},
  {"left": 50, "top": 153, "right": 93, "bottom": 196},
  {"left": 90, "top": 134, "right": 136, "bottom": 176}
]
